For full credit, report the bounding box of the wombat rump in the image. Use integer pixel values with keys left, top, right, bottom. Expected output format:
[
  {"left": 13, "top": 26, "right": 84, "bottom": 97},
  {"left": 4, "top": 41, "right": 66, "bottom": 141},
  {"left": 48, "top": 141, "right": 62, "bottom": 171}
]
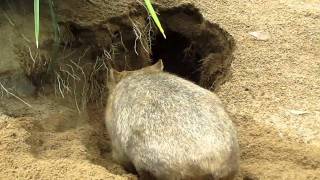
[{"left": 106, "top": 60, "right": 239, "bottom": 180}]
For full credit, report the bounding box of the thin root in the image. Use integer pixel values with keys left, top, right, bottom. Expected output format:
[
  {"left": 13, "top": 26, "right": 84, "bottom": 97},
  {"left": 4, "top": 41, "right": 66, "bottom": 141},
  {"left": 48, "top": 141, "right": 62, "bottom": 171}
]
[{"left": 0, "top": 82, "right": 32, "bottom": 107}]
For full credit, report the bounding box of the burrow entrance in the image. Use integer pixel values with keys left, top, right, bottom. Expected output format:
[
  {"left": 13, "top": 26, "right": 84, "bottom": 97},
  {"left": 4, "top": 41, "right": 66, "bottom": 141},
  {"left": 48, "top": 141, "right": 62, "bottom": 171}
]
[
  {"left": 150, "top": 4, "right": 235, "bottom": 89},
  {"left": 151, "top": 30, "right": 202, "bottom": 83},
  {"left": 104, "top": 4, "right": 235, "bottom": 90}
]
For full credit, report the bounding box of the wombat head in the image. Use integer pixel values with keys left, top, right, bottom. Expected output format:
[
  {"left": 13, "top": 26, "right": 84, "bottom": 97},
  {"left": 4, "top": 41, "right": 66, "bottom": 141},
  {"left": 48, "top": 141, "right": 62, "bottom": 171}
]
[{"left": 107, "top": 59, "right": 164, "bottom": 91}]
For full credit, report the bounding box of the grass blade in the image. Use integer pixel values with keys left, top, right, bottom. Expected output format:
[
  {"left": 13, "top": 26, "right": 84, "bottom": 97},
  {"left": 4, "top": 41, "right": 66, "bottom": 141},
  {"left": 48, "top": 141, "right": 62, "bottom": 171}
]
[
  {"left": 144, "top": 0, "right": 166, "bottom": 39},
  {"left": 34, "top": 0, "right": 40, "bottom": 48}
]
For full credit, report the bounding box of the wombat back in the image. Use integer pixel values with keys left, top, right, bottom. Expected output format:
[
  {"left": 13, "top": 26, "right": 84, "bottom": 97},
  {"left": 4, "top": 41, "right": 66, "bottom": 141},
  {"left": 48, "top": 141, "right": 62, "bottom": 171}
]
[{"left": 106, "top": 60, "right": 239, "bottom": 180}]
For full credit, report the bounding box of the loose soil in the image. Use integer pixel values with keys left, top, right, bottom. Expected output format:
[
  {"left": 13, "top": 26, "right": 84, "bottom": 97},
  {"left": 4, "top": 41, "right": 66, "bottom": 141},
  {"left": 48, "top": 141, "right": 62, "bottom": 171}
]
[{"left": 0, "top": 0, "right": 320, "bottom": 179}]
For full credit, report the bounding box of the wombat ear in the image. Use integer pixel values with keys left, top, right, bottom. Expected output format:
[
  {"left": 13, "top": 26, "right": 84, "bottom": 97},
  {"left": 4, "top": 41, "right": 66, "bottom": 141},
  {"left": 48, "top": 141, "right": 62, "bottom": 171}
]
[{"left": 150, "top": 59, "right": 164, "bottom": 71}]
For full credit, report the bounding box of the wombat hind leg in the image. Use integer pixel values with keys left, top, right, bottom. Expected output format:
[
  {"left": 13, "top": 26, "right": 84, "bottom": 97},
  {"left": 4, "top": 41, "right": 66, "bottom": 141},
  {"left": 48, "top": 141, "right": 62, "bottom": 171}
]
[
  {"left": 137, "top": 170, "right": 157, "bottom": 180},
  {"left": 219, "top": 170, "right": 237, "bottom": 180},
  {"left": 111, "top": 150, "right": 136, "bottom": 173},
  {"left": 190, "top": 174, "right": 215, "bottom": 180},
  {"left": 122, "top": 162, "right": 137, "bottom": 174}
]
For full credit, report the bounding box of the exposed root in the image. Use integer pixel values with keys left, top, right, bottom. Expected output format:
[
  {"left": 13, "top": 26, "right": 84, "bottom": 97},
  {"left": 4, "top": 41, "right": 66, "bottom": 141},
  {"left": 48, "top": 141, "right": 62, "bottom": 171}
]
[
  {"left": 16, "top": 45, "right": 52, "bottom": 87},
  {"left": 130, "top": 16, "right": 153, "bottom": 56},
  {"left": 0, "top": 82, "right": 32, "bottom": 107},
  {"left": 3, "top": 11, "right": 15, "bottom": 26},
  {"left": 130, "top": 17, "right": 148, "bottom": 55},
  {"left": 50, "top": 45, "right": 111, "bottom": 111},
  {"left": 28, "top": 46, "right": 37, "bottom": 64},
  {"left": 119, "top": 32, "right": 129, "bottom": 53},
  {"left": 88, "top": 56, "right": 108, "bottom": 106},
  {"left": 145, "top": 16, "right": 155, "bottom": 53}
]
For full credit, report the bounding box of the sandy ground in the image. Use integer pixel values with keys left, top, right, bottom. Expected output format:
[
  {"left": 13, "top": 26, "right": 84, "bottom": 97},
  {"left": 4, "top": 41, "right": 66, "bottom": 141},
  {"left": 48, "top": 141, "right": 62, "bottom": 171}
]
[
  {"left": 206, "top": 0, "right": 320, "bottom": 178},
  {"left": 0, "top": 0, "right": 320, "bottom": 179}
]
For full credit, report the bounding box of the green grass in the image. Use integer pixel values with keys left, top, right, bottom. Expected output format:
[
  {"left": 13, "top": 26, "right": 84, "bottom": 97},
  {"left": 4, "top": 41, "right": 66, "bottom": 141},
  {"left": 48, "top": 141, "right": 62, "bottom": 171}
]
[
  {"left": 144, "top": 0, "right": 166, "bottom": 39},
  {"left": 34, "top": 0, "right": 40, "bottom": 48},
  {"left": 33, "top": 0, "right": 166, "bottom": 48}
]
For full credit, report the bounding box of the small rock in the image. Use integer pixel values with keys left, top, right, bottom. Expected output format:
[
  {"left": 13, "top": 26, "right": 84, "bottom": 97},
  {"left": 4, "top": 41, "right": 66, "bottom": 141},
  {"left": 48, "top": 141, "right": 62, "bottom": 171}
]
[
  {"left": 288, "top": 109, "right": 309, "bottom": 115},
  {"left": 249, "top": 31, "right": 271, "bottom": 41}
]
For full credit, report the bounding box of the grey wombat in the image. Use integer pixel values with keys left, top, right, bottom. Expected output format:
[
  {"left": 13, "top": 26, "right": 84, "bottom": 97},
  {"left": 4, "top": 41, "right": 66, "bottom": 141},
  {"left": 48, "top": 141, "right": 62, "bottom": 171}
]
[{"left": 105, "top": 60, "right": 239, "bottom": 180}]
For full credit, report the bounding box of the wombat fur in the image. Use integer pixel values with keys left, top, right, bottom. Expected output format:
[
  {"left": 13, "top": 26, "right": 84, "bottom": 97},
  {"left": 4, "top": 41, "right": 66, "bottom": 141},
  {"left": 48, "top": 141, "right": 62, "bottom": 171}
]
[{"left": 105, "top": 60, "right": 239, "bottom": 180}]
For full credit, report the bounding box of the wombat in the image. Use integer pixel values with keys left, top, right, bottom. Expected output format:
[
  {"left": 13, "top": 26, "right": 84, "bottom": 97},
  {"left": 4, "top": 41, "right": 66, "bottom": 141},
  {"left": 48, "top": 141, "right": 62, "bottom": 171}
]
[{"left": 105, "top": 60, "right": 239, "bottom": 180}]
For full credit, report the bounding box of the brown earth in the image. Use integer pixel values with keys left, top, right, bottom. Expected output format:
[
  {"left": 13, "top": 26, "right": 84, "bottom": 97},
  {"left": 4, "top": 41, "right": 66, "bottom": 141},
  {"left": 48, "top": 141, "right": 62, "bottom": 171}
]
[{"left": 0, "top": 0, "right": 320, "bottom": 179}]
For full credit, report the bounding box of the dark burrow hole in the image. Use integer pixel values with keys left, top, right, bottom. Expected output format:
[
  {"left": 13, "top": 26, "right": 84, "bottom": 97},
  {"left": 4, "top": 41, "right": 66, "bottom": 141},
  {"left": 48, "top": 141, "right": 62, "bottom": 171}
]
[
  {"left": 147, "top": 4, "right": 235, "bottom": 90},
  {"left": 151, "top": 30, "right": 202, "bottom": 83}
]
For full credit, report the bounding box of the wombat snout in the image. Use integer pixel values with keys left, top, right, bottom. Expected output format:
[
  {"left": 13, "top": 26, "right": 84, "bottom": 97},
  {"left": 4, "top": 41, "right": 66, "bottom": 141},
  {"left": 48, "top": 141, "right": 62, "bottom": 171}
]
[{"left": 105, "top": 60, "right": 239, "bottom": 180}]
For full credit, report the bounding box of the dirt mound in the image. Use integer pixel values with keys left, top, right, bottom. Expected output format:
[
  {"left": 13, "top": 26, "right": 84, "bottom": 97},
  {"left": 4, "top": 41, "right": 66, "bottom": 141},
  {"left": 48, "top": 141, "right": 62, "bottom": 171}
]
[
  {"left": 0, "top": 97, "right": 136, "bottom": 179},
  {"left": 0, "top": 0, "right": 320, "bottom": 179}
]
